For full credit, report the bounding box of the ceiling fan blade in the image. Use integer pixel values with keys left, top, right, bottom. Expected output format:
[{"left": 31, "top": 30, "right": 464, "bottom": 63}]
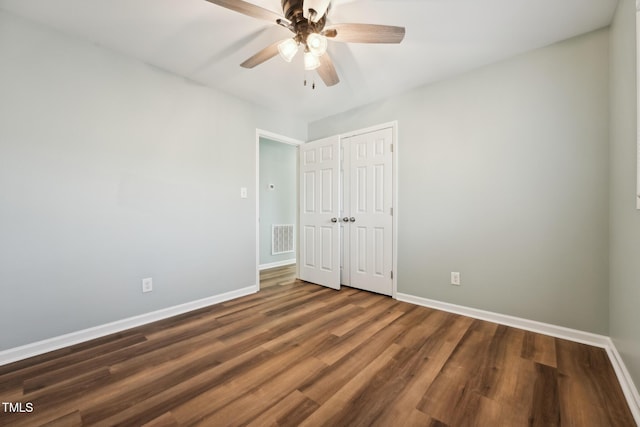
[
  {"left": 322, "top": 28, "right": 337, "bottom": 38},
  {"left": 317, "top": 53, "right": 340, "bottom": 87},
  {"left": 325, "top": 23, "right": 405, "bottom": 44},
  {"left": 240, "top": 40, "right": 281, "bottom": 68},
  {"left": 205, "top": 0, "right": 284, "bottom": 24}
]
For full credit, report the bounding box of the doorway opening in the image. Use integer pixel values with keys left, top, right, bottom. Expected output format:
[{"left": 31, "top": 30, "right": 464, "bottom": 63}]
[{"left": 255, "top": 129, "right": 303, "bottom": 289}]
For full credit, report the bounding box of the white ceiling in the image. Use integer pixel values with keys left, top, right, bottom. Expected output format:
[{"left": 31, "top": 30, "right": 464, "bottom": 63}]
[{"left": 0, "top": 0, "right": 618, "bottom": 122}]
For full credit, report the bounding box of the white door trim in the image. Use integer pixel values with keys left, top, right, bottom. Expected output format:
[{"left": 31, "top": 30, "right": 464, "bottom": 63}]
[
  {"left": 338, "top": 121, "right": 399, "bottom": 298},
  {"left": 255, "top": 129, "right": 304, "bottom": 288}
]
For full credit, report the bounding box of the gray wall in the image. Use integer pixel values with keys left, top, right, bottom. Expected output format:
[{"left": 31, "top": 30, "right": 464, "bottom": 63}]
[
  {"left": 259, "top": 138, "right": 297, "bottom": 266},
  {"left": 2, "top": 3, "right": 635, "bottom": 385},
  {"left": 0, "top": 10, "right": 305, "bottom": 350},
  {"left": 309, "top": 30, "right": 610, "bottom": 334},
  {"left": 609, "top": 0, "right": 640, "bottom": 389}
]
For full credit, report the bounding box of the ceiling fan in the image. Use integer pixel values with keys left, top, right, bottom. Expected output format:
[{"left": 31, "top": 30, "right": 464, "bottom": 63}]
[{"left": 206, "top": 0, "right": 405, "bottom": 87}]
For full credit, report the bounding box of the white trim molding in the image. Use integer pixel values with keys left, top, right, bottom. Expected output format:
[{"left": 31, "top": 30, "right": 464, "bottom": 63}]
[
  {"left": 606, "top": 340, "right": 640, "bottom": 423},
  {"left": 396, "top": 293, "right": 640, "bottom": 424},
  {"left": 0, "top": 285, "right": 259, "bottom": 367},
  {"left": 396, "top": 293, "right": 611, "bottom": 346},
  {"left": 259, "top": 258, "right": 296, "bottom": 271},
  {"left": 255, "top": 129, "right": 304, "bottom": 293}
]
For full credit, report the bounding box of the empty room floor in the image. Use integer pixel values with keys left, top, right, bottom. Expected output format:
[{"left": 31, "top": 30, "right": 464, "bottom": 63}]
[{"left": 0, "top": 265, "right": 634, "bottom": 426}]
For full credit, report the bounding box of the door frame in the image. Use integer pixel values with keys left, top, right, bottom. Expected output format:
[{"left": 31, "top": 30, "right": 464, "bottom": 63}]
[
  {"left": 338, "top": 121, "right": 399, "bottom": 298},
  {"left": 255, "top": 129, "right": 304, "bottom": 288},
  {"left": 256, "top": 121, "right": 398, "bottom": 298}
]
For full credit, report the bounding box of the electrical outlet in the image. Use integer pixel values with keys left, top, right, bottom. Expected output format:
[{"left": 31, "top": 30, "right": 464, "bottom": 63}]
[
  {"left": 142, "top": 277, "right": 153, "bottom": 293},
  {"left": 451, "top": 272, "right": 461, "bottom": 286}
]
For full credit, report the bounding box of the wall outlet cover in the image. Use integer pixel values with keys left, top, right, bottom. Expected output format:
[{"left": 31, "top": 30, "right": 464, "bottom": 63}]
[
  {"left": 451, "top": 272, "right": 461, "bottom": 286},
  {"left": 142, "top": 277, "right": 153, "bottom": 293}
]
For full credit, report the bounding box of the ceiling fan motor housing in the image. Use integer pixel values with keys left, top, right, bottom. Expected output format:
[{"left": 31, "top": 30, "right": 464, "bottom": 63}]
[{"left": 281, "top": 0, "right": 327, "bottom": 44}]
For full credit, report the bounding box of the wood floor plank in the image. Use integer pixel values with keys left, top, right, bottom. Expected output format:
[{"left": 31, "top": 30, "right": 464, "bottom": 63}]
[
  {"left": 0, "top": 333, "right": 147, "bottom": 394},
  {"left": 330, "top": 296, "right": 399, "bottom": 337},
  {"left": 529, "top": 362, "right": 561, "bottom": 426},
  {"left": 219, "top": 292, "right": 359, "bottom": 350},
  {"left": 40, "top": 410, "right": 83, "bottom": 427},
  {"left": 9, "top": 337, "right": 228, "bottom": 426},
  {"left": 469, "top": 325, "right": 540, "bottom": 425},
  {"left": 392, "top": 307, "right": 450, "bottom": 349},
  {"left": 170, "top": 333, "right": 334, "bottom": 425},
  {"left": 260, "top": 303, "right": 360, "bottom": 353},
  {"left": 315, "top": 308, "right": 406, "bottom": 365},
  {"left": 402, "top": 409, "right": 439, "bottom": 427},
  {"left": 196, "top": 357, "right": 327, "bottom": 426},
  {"left": 521, "top": 330, "right": 558, "bottom": 368},
  {"left": 298, "top": 343, "right": 404, "bottom": 427},
  {"left": 140, "top": 412, "right": 180, "bottom": 427},
  {"left": 556, "top": 339, "right": 635, "bottom": 426},
  {"left": 306, "top": 337, "right": 430, "bottom": 427},
  {"left": 0, "top": 330, "right": 142, "bottom": 376},
  {"left": 369, "top": 315, "right": 475, "bottom": 426},
  {"left": 244, "top": 390, "right": 319, "bottom": 427},
  {"left": 417, "top": 320, "right": 499, "bottom": 425},
  {"left": 0, "top": 265, "right": 634, "bottom": 427},
  {"left": 88, "top": 345, "right": 273, "bottom": 427},
  {"left": 298, "top": 322, "right": 407, "bottom": 405},
  {"left": 22, "top": 368, "right": 112, "bottom": 412}
]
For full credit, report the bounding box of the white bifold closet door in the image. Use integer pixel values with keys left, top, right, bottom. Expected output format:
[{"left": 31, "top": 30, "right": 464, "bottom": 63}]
[
  {"left": 299, "top": 127, "right": 393, "bottom": 295},
  {"left": 342, "top": 127, "right": 393, "bottom": 296},
  {"left": 298, "top": 136, "right": 341, "bottom": 290}
]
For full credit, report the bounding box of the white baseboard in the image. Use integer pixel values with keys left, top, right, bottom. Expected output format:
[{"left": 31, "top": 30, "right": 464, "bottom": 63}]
[
  {"left": 396, "top": 293, "right": 611, "bottom": 346},
  {"left": 259, "top": 259, "right": 296, "bottom": 271},
  {"left": 605, "top": 339, "right": 640, "bottom": 423},
  {"left": 0, "top": 284, "right": 259, "bottom": 367},
  {"left": 396, "top": 293, "right": 640, "bottom": 425}
]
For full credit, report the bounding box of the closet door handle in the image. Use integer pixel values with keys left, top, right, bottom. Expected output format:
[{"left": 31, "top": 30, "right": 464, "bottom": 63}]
[
  {"left": 350, "top": 217, "right": 356, "bottom": 222},
  {"left": 343, "top": 217, "right": 350, "bottom": 222},
  {"left": 331, "top": 217, "right": 338, "bottom": 223}
]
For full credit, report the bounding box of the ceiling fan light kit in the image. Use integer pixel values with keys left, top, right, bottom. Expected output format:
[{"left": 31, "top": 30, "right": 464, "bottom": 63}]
[
  {"left": 278, "top": 38, "right": 300, "bottom": 62},
  {"left": 306, "top": 32, "right": 328, "bottom": 56},
  {"left": 303, "top": 50, "right": 321, "bottom": 70},
  {"left": 206, "top": 0, "right": 406, "bottom": 87}
]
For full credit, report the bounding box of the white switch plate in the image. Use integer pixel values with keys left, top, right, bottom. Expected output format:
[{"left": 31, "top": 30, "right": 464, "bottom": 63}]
[
  {"left": 451, "top": 272, "right": 461, "bottom": 286},
  {"left": 240, "top": 187, "right": 248, "bottom": 198},
  {"left": 142, "top": 277, "right": 153, "bottom": 293}
]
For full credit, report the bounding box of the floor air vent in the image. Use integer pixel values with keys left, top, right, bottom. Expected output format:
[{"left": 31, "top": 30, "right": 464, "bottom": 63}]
[{"left": 272, "top": 224, "right": 294, "bottom": 255}]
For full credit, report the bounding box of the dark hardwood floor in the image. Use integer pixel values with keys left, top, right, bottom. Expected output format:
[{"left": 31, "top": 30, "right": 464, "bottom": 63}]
[{"left": 0, "top": 265, "right": 635, "bottom": 426}]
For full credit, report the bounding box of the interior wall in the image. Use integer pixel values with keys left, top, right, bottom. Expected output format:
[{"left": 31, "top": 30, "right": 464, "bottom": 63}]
[
  {"left": 609, "top": 0, "right": 640, "bottom": 390},
  {"left": 0, "top": 10, "right": 306, "bottom": 351},
  {"left": 259, "top": 137, "right": 297, "bottom": 266},
  {"left": 309, "top": 29, "right": 610, "bottom": 334}
]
